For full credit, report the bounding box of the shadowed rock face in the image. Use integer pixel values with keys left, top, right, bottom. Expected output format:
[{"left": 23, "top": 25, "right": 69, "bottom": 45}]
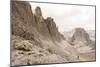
[
  {"left": 11, "top": 1, "right": 36, "bottom": 40},
  {"left": 11, "top": 0, "right": 64, "bottom": 41},
  {"left": 45, "top": 17, "right": 65, "bottom": 41}
]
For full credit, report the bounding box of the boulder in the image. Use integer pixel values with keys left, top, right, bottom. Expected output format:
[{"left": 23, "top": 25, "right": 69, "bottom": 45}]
[{"left": 13, "top": 40, "right": 33, "bottom": 51}]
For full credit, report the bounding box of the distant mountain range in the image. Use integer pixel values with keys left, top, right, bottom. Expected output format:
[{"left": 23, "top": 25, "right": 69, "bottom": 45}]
[{"left": 63, "top": 29, "right": 95, "bottom": 41}]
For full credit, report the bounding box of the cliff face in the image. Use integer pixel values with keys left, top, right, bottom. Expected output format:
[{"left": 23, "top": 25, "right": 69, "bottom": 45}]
[
  {"left": 71, "top": 28, "right": 91, "bottom": 45},
  {"left": 11, "top": 1, "right": 36, "bottom": 40},
  {"left": 11, "top": 1, "right": 81, "bottom": 66},
  {"left": 11, "top": 1, "right": 64, "bottom": 41},
  {"left": 70, "top": 28, "right": 96, "bottom": 49}
]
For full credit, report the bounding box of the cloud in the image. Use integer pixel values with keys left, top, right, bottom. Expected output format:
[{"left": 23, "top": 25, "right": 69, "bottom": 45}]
[{"left": 30, "top": 2, "right": 95, "bottom": 32}]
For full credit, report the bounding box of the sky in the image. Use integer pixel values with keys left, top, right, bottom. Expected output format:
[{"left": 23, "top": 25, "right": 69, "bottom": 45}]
[{"left": 30, "top": 1, "right": 95, "bottom": 32}]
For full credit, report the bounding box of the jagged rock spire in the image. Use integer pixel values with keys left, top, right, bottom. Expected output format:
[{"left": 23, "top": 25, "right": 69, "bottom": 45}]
[
  {"left": 35, "top": 6, "right": 42, "bottom": 16},
  {"left": 34, "top": 6, "right": 44, "bottom": 24}
]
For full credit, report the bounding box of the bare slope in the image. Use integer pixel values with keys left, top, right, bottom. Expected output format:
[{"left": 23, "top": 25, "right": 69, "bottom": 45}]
[{"left": 11, "top": 1, "right": 79, "bottom": 66}]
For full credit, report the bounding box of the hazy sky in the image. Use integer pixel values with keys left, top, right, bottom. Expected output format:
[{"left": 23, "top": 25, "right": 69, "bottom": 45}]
[{"left": 30, "top": 2, "right": 95, "bottom": 32}]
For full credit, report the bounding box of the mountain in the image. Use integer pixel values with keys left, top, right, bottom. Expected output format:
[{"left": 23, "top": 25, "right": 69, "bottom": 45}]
[
  {"left": 11, "top": 1, "right": 80, "bottom": 66},
  {"left": 63, "top": 28, "right": 95, "bottom": 61},
  {"left": 63, "top": 28, "right": 95, "bottom": 49},
  {"left": 71, "top": 28, "right": 91, "bottom": 45}
]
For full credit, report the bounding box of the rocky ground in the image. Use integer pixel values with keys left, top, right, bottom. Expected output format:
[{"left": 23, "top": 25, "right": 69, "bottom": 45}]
[{"left": 11, "top": 0, "right": 96, "bottom": 66}]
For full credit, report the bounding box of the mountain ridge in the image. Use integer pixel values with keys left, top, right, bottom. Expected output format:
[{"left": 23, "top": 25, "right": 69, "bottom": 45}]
[
  {"left": 11, "top": 1, "right": 79, "bottom": 66},
  {"left": 11, "top": 0, "right": 95, "bottom": 66}
]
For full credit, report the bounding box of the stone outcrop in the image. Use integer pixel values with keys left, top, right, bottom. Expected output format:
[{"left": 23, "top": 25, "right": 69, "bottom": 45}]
[
  {"left": 11, "top": 1, "right": 36, "bottom": 40},
  {"left": 11, "top": 0, "right": 64, "bottom": 41},
  {"left": 45, "top": 17, "right": 65, "bottom": 41},
  {"left": 71, "top": 28, "right": 91, "bottom": 45},
  {"left": 11, "top": 0, "right": 84, "bottom": 66},
  {"left": 13, "top": 40, "right": 33, "bottom": 51},
  {"left": 34, "top": 6, "right": 44, "bottom": 24}
]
